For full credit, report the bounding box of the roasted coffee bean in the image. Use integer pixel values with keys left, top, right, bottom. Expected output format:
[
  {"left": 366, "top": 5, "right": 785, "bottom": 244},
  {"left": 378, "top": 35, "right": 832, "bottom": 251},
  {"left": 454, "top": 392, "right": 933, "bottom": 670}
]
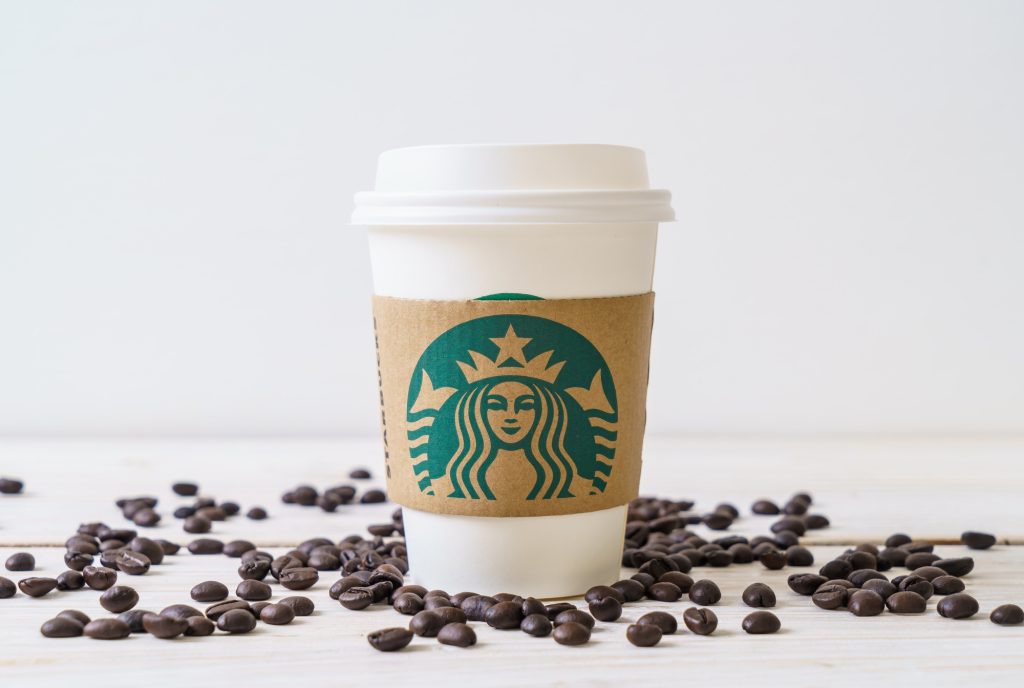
[
  {"left": 205, "top": 599, "right": 253, "bottom": 620},
  {"left": 683, "top": 607, "right": 718, "bottom": 635},
  {"left": 260, "top": 603, "right": 296, "bottom": 625},
  {"left": 933, "top": 557, "right": 975, "bottom": 577},
  {"left": 57, "top": 570, "right": 85, "bottom": 591},
  {"left": 485, "top": 600, "right": 525, "bottom": 629},
  {"left": 898, "top": 575, "right": 934, "bottom": 599},
  {"left": 787, "top": 573, "right": 827, "bottom": 596},
  {"left": 84, "top": 618, "right": 131, "bottom": 640},
  {"left": 771, "top": 517, "right": 806, "bottom": 536},
  {"left": 98, "top": 527, "right": 137, "bottom": 543},
  {"left": 904, "top": 552, "right": 940, "bottom": 569},
  {"left": 246, "top": 506, "right": 268, "bottom": 520},
  {"left": 161, "top": 604, "right": 203, "bottom": 620},
  {"left": 459, "top": 595, "right": 497, "bottom": 621},
  {"left": 126, "top": 537, "right": 164, "bottom": 565},
  {"left": 589, "top": 596, "right": 623, "bottom": 621},
  {"left": 142, "top": 613, "right": 189, "bottom": 639},
  {"left": 706, "top": 550, "right": 734, "bottom": 567},
  {"left": 886, "top": 591, "right": 927, "bottom": 614},
  {"left": 786, "top": 546, "right": 814, "bottom": 567},
  {"left": 155, "top": 539, "right": 180, "bottom": 555},
  {"left": 0, "top": 576, "right": 15, "bottom": 598},
  {"left": 350, "top": 468, "right": 372, "bottom": 479},
  {"left": 217, "top": 608, "right": 257, "bottom": 634},
  {"left": 271, "top": 556, "right": 302, "bottom": 579},
  {"left": 55, "top": 609, "right": 90, "bottom": 626},
  {"left": 222, "top": 540, "right": 255, "bottom": 558},
  {"left": 848, "top": 569, "right": 886, "bottom": 587},
  {"left": 132, "top": 508, "right": 160, "bottom": 527},
  {"left": 174, "top": 506, "right": 196, "bottom": 519},
  {"left": 308, "top": 552, "right": 341, "bottom": 570},
  {"left": 99, "top": 548, "right": 123, "bottom": 569},
  {"left": 369, "top": 581, "right": 395, "bottom": 603},
  {"left": 393, "top": 592, "right": 425, "bottom": 615},
  {"left": 409, "top": 610, "right": 445, "bottom": 637},
  {"left": 360, "top": 489, "right": 387, "bottom": 504},
  {"left": 236, "top": 579, "right": 272, "bottom": 601},
  {"left": 890, "top": 575, "right": 908, "bottom": 588},
  {"left": 368, "top": 626, "right": 413, "bottom": 651},
  {"left": 279, "top": 567, "right": 318, "bottom": 591},
  {"left": 861, "top": 579, "right": 897, "bottom": 600},
  {"left": 847, "top": 589, "right": 885, "bottom": 616},
  {"left": 760, "top": 549, "right": 786, "bottom": 570},
  {"left": 702, "top": 512, "right": 733, "bottom": 530},
  {"left": 885, "top": 533, "right": 912, "bottom": 548},
  {"left": 611, "top": 578, "right": 646, "bottom": 603},
  {"left": 742, "top": 583, "right": 776, "bottom": 608},
  {"left": 751, "top": 499, "right": 780, "bottom": 515},
  {"left": 183, "top": 515, "right": 211, "bottom": 534},
  {"left": 437, "top": 622, "right": 476, "bottom": 647},
  {"left": 66, "top": 535, "right": 100, "bottom": 555},
  {"left": 63, "top": 551, "right": 92, "bottom": 571},
  {"left": 659, "top": 571, "right": 693, "bottom": 593},
  {"left": 18, "top": 577, "right": 58, "bottom": 598},
  {"left": 554, "top": 609, "right": 595, "bottom": 629},
  {"left": 626, "top": 623, "right": 662, "bottom": 647},
  {"left": 819, "top": 559, "right": 853, "bottom": 580},
  {"left": 930, "top": 575, "right": 966, "bottom": 596},
  {"left": 117, "top": 609, "right": 149, "bottom": 633},
  {"left": 688, "top": 579, "right": 721, "bottom": 605},
  {"left": 220, "top": 501, "right": 240, "bottom": 516},
  {"left": 0, "top": 477, "right": 24, "bottom": 494},
  {"left": 903, "top": 541, "right": 935, "bottom": 554},
  {"left": 114, "top": 550, "right": 151, "bottom": 575},
  {"left": 5, "top": 552, "right": 34, "bottom": 571},
  {"left": 435, "top": 606, "right": 468, "bottom": 627},
  {"left": 937, "top": 593, "right": 979, "bottom": 619},
  {"left": 647, "top": 582, "right": 683, "bottom": 602},
  {"left": 40, "top": 616, "right": 85, "bottom": 638},
  {"left": 197, "top": 506, "right": 227, "bottom": 522},
  {"left": 521, "top": 596, "right": 546, "bottom": 617},
  {"left": 637, "top": 611, "right": 677, "bottom": 635},
  {"left": 742, "top": 610, "right": 781, "bottom": 634},
  {"left": 190, "top": 580, "right": 228, "bottom": 603},
  {"left": 250, "top": 601, "right": 271, "bottom": 616},
  {"left": 990, "top": 604, "right": 1024, "bottom": 625},
  {"left": 520, "top": 613, "right": 553, "bottom": 637},
  {"left": 812, "top": 584, "right": 848, "bottom": 610},
  {"left": 774, "top": 531, "right": 801, "bottom": 549},
  {"left": 238, "top": 559, "right": 271, "bottom": 582},
  {"left": 961, "top": 531, "right": 996, "bottom": 550},
  {"left": 910, "top": 565, "right": 947, "bottom": 582},
  {"left": 185, "top": 616, "right": 215, "bottom": 636},
  {"left": 172, "top": 482, "right": 199, "bottom": 496},
  {"left": 339, "top": 587, "right": 375, "bottom": 610},
  {"left": 585, "top": 585, "right": 625, "bottom": 604},
  {"left": 187, "top": 538, "right": 223, "bottom": 555},
  {"left": 553, "top": 621, "right": 591, "bottom": 646},
  {"left": 99, "top": 586, "right": 139, "bottom": 613},
  {"left": 843, "top": 551, "right": 877, "bottom": 571}
]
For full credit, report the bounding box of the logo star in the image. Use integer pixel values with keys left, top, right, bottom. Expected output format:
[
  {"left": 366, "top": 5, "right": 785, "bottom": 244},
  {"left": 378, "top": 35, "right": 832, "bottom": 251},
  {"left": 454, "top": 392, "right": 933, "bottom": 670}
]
[{"left": 490, "top": 325, "right": 531, "bottom": 367}]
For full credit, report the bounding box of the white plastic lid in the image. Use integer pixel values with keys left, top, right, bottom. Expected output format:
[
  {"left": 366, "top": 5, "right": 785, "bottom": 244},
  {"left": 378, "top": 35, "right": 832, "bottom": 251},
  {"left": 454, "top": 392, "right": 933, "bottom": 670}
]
[{"left": 352, "top": 144, "right": 674, "bottom": 225}]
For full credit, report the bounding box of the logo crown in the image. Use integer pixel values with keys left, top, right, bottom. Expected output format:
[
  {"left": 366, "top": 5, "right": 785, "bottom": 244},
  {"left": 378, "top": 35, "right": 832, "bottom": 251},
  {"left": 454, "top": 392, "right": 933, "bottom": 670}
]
[{"left": 457, "top": 325, "right": 565, "bottom": 384}]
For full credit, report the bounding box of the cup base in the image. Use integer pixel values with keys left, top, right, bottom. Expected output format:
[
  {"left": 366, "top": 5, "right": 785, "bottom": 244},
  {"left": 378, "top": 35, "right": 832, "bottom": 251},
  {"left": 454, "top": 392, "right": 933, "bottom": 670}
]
[{"left": 401, "top": 505, "right": 627, "bottom": 599}]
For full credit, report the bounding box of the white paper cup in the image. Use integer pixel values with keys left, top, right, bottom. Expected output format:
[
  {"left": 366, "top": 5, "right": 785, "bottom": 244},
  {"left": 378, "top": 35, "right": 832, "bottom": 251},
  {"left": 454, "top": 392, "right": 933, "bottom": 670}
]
[{"left": 353, "top": 144, "right": 673, "bottom": 597}]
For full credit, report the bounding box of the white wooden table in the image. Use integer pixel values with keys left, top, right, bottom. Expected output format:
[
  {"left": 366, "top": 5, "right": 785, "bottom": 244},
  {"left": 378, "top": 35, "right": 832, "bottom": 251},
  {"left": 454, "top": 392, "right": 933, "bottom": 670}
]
[{"left": 1, "top": 437, "right": 1022, "bottom": 687}]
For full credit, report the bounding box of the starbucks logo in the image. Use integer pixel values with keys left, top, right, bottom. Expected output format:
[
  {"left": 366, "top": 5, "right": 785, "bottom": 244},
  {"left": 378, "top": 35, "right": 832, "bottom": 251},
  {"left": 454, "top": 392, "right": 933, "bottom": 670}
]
[{"left": 406, "top": 314, "right": 618, "bottom": 501}]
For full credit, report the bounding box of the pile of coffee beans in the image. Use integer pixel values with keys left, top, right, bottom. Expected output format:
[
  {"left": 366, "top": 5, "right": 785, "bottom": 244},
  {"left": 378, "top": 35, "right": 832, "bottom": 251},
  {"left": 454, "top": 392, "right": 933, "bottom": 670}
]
[{"left": 3, "top": 479, "right": 1022, "bottom": 653}]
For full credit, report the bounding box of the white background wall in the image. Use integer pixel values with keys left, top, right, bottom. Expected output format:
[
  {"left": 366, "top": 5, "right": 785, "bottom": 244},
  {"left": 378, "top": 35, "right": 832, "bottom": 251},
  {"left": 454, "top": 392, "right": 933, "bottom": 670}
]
[{"left": 1, "top": 0, "right": 1022, "bottom": 437}]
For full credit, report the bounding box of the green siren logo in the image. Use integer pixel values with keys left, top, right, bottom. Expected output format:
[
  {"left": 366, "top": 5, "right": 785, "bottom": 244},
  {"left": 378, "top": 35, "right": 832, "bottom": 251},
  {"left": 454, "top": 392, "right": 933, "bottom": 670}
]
[{"left": 406, "top": 315, "right": 618, "bottom": 501}]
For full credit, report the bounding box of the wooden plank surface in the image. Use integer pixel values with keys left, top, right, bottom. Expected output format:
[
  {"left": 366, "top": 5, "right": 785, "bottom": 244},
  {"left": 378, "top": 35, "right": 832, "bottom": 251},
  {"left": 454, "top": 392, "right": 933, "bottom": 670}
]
[{"left": 1, "top": 437, "right": 1022, "bottom": 687}]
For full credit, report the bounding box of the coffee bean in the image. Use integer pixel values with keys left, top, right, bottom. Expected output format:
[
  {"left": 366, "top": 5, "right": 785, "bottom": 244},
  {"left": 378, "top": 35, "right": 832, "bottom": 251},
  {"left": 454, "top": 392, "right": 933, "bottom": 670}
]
[
  {"left": 904, "top": 552, "right": 940, "bottom": 569},
  {"left": 886, "top": 591, "right": 927, "bottom": 614},
  {"left": 18, "top": 577, "right": 58, "bottom": 597},
  {"left": 60, "top": 551, "right": 90, "bottom": 572},
  {"left": 848, "top": 569, "right": 887, "bottom": 587},
  {"left": 554, "top": 609, "right": 595, "bottom": 629},
  {"left": 585, "top": 585, "right": 624, "bottom": 604},
  {"left": 0, "top": 576, "right": 15, "bottom": 598},
  {"left": 521, "top": 596, "right": 546, "bottom": 617},
  {"left": 40, "top": 616, "right": 85, "bottom": 638},
  {"left": 237, "top": 559, "right": 271, "bottom": 582},
  {"left": 751, "top": 499, "right": 780, "bottom": 515},
  {"left": 961, "top": 531, "right": 996, "bottom": 550},
  {"left": 932, "top": 575, "right": 966, "bottom": 595},
  {"left": 589, "top": 596, "right": 623, "bottom": 621},
  {"left": 885, "top": 533, "right": 912, "bottom": 547},
  {"left": 161, "top": 604, "right": 203, "bottom": 620},
  {"left": 171, "top": 482, "right": 198, "bottom": 496},
  {"left": 409, "top": 610, "right": 445, "bottom": 637},
  {"left": 933, "top": 557, "right": 974, "bottom": 577},
  {"left": 637, "top": 611, "right": 677, "bottom": 635},
  {"left": 183, "top": 616, "right": 214, "bottom": 636},
  {"left": 191, "top": 581, "right": 229, "bottom": 602},
  {"left": 819, "top": 559, "right": 853, "bottom": 580},
  {"left": 197, "top": 506, "right": 227, "bottom": 522},
  {"left": 143, "top": 612, "right": 189, "bottom": 639},
  {"left": 237, "top": 579, "right": 272, "bottom": 601},
  {"left": 611, "top": 579, "right": 646, "bottom": 603},
  {"left": 84, "top": 618, "right": 131, "bottom": 640},
  {"left": 647, "top": 582, "right": 682, "bottom": 603},
  {"left": 702, "top": 512, "right": 733, "bottom": 530},
  {"left": 279, "top": 567, "right": 319, "bottom": 590},
  {"left": 786, "top": 573, "right": 826, "bottom": 596},
  {"left": 222, "top": 540, "right": 256, "bottom": 558},
  {"left": 132, "top": 508, "right": 161, "bottom": 527},
  {"left": 553, "top": 621, "right": 591, "bottom": 646},
  {"left": 990, "top": 604, "right": 1024, "bottom": 625},
  {"left": 350, "top": 468, "right": 372, "bottom": 479},
  {"left": 393, "top": 592, "right": 424, "bottom": 615},
  {"left": 154, "top": 539, "right": 179, "bottom": 556},
  {"left": 339, "top": 587, "right": 375, "bottom": 610},
  {"left": 217, "top": 608, "right": 257, "bottom": 634},
  {"left": 99, "top": 586, "right": 139, "bottom": 613},
  {"left": 771, "top": 517, "right": 806, "bottom": 536},
  {"left": 174, "top": 506, "right": 196, "bottom": 519},
  {"left": 5, "top": 552, "right": 34, "bottom": 571},
  {"left": 485, "top": 600, "right": 525, "bottom": 629},
  {"left": 368, "top": 626, "right": 413, "bottom": 651},
  {"left": 760, "top": 549, "right": 786, "bottom": 570},
  {"left": 182, "top": 514, "right": 211, "bottom": 534},
  {"left": 260, "top": 603, "right": 296, "bottom": 625},
  {"left": 911, "top": 566, "right": 947, "bottom": 582},
  {"left": 742, "top": 583, "right": 776, "bottom": 608},
  {"left": 625, "top": 623, "right": 662, "bottom": 647},
  {"left": 205, "top": 599, "right": 253, "bottom": 620},
  {"left": 659, "top": 572, "right": 693, "bottom": 594},
  {"left": 521, "top": 613, "right": 553, "bottom": 637},
  {"left": 187, "top": 538, "right": 224, "bottom": 555},
  {"left": 682, "top": 607, "right": 718, "bottom": 635},
  {"left": 250, "top": 601, "right": 271, "bottom": 616},
  {"left": 56, "top": 570, "right": 85, "bottom": 591},
  {"left": 812, "top": 584, "right": 848, "bottom": 610},
  {"left": 117, "top": 609, "right": 150, "bottom": 633},
  {"left": 742, "top": 610, "right": 781, "bottom": 634},
  {"left": 688, "top": 579, "right": 721, "bottom": 605},
  {"left": 845, "top": 589, "right": 884, "bottom": 616},
  {"left": 861, "top": 579, "right": 897, "bottom": 600},
  {"left": 437, "top": 622, "right": 476, "bottom": 647},
  {"left": 246, "top": 507, "right": 268, "bottom": 520},
  {"left": 113, "top": 550, "right": 151, "bottom": 575},
  {"left": 937, "top": 593, "right": 979, "bottom": 619},
  {"left": 0, "top": 477, "right": 24, "bottom": 494},
  {"left": 898, "top": 575, "right": 934, "bottom": 599}
]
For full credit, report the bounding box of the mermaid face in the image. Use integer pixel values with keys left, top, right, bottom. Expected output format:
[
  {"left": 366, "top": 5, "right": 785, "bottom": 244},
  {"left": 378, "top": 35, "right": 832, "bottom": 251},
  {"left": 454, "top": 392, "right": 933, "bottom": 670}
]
[{"left": 485, "top": 381, "right": 537, "bottom": 446}]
